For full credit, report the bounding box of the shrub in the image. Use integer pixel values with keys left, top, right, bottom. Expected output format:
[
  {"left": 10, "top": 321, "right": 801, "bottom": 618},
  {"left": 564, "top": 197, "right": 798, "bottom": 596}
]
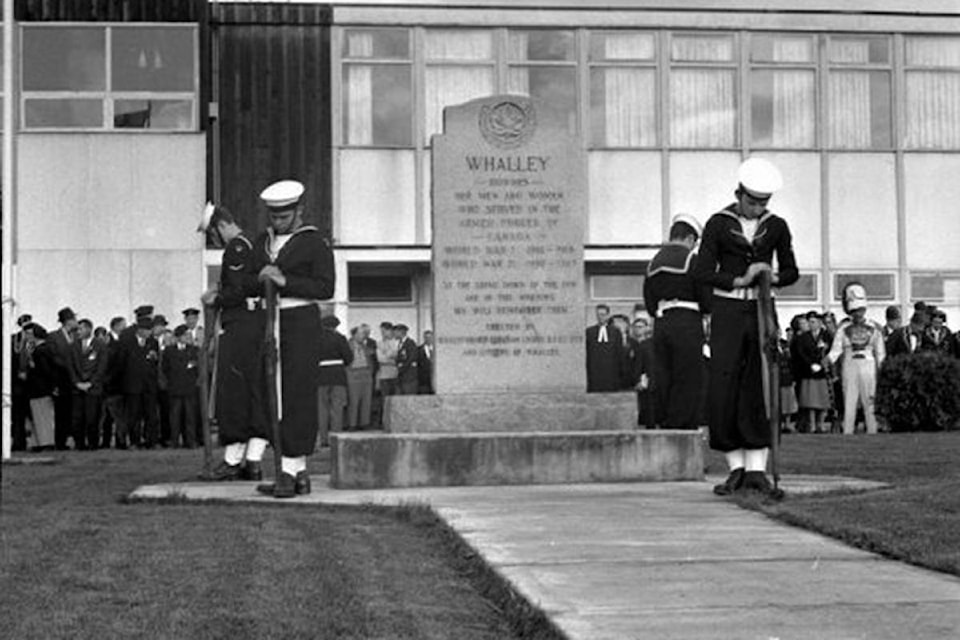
[{"left": 876, "top": 353, "right": 960, "bottom": 432}]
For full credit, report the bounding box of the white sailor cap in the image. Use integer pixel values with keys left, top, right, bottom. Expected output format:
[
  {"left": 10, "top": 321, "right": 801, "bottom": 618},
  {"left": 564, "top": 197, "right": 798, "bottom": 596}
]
[
  {"left": 260, "top": 180, "right": 305, "bottom": 209},
  {"left": 197, "top": 201, "right": 216, "bottom": 233},
  {"left": 670, "top": 213, "right": 703, "bottom": 238},
  {"left": 737, "top": 157, "right": 783, "bottom": 197}
]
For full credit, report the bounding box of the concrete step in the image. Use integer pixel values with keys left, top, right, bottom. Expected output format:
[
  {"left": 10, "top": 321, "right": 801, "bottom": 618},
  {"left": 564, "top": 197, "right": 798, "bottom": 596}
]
[
  {"left": 330, "top": 429, "right": 704, "bottom": 489},
  {"left": 384, "top": 391, "right": 638, "bottom": 433}
]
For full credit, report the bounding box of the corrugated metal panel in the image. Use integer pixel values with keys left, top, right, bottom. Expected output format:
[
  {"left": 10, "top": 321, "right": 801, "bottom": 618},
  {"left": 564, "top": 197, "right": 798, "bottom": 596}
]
[
  {"left": 213, "top": 2, "right": 331, "bottom": 25},
  {"left": 16, "top": 0, "right": 204, "bottom": 22},
  {"left": 215, "top": 20, "right": 332, "bottom": 239}
]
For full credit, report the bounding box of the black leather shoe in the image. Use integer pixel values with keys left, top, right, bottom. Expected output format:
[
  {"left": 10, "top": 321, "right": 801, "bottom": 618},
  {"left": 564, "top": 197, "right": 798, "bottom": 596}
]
[
  {"left": 295, "top": 471, "right": 311, "bottom": 495},
  {"left": 713, "top": 468, "right": 745, "bottom": 496},
  {"left": 198, "top": 461, "right": 242, "bottom": 482},
  {"left": 240, "top": 461, "right": 263, "bottom": 482},
  {"left": 741, "top": 471, "right": 785, "bottom": 500},
  {"left": 256, "top": 473, "right": 297, "bottom": 499}
]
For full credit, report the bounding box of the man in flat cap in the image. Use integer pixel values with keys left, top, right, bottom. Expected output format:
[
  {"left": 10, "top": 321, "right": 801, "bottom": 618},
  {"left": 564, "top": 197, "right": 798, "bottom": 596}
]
[
  {"left": 643, "top": 214, "right": 711, "bottom": 429},
  {"left": 51, "top": 307, "right": 79, "bottom": 449},
  {"left": 198, "top": 203, "right": 270, "bottom": 481},
  {"left": 694, "top": 157, "right": 798, "bottom": 497},
  {"left": 254, "top": 180, "right": 335, "bottom": 498}
]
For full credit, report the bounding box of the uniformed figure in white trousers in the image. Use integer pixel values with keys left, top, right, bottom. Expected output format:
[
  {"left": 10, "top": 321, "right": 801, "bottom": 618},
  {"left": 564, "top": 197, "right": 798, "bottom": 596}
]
[{"left": 828, "top": 283, "right": 885, "bottom": 435}]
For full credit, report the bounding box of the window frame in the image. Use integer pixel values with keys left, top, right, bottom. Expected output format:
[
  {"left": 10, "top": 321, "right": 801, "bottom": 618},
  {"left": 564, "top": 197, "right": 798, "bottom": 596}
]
[
  {"left": 586, "top": 30, "right": 659, "bottom": 150},
  {"left": 666, "top": 31, "right": 740, "bottom": 150},
  {"left": 902, "top": 34, "right": 960, "bottom": 150},
  {"left": 824, "top": 33, "right": 895, "bottom": 151},
  {"left": 909, "top": 271, "right": 960, "bottom": 303},
  {"left": 777, "top": 272, "right": 820, "bottom": 302},
  {"left": 341, "top": 26, "right": 415, "bottom": 149},
  {"left": 832, "top": 271, "right": 898, "bottom": 302},
  {"left": 19, "top": 22, "right": 199, "bottom": 133},
  {"left": 747, "top": 32, "right": 818, "bottom": 150}
]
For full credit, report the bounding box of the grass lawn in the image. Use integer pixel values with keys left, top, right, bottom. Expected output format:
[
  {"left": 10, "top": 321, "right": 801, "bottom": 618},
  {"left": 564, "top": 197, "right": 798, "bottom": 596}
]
[
  {"left": 0, "top": 449, "right": 560, "bottom": 640},
  {"left": 705, "top": 431, "right": 960, "bottom": 578}
]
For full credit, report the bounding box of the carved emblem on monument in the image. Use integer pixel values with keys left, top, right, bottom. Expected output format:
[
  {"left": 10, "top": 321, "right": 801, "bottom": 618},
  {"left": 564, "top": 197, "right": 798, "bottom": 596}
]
[{"left": 478, "top": 100, "right": 537, "bottom": 149}]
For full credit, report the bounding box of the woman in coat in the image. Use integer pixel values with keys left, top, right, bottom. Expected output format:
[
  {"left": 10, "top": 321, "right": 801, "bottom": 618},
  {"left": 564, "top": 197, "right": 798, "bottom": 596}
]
[
  {"left": 795, "top": 312, "right": 832, "bottom": 433},
  {"left": 23, "top": 323, "right": 58, "bottom": 450}
]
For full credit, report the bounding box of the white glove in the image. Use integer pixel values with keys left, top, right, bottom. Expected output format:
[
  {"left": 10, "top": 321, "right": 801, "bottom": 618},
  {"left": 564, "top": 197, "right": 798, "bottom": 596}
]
[{"left": 811, "top": 364, "right": 822, "bottom": 374}]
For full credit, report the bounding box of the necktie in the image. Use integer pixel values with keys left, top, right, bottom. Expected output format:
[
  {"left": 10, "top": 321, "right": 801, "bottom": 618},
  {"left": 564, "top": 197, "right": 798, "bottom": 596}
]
[{"left": 598, "top": 326, "right": 608, "bottom": 343}]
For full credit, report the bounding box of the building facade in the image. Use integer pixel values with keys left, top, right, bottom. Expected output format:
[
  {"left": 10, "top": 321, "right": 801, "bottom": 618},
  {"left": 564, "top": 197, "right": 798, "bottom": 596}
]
[{"left": 5, "top": 0, "right": 960, "bottom": 334}]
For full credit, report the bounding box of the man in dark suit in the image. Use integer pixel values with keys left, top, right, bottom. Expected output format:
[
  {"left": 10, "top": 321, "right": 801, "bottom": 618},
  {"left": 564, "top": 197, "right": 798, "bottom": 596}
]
[
  {"left": 417, "top": 330, "right": 434, "bottom": 394},
  {"left": 886, "top": 312, "right": 925, "bottom": 358},
  {"left": 70, "top": 318, "right": 108, "bottom": 450},
  {"left": 99, "top": 316, "right": 127, "bottom": 448},
  {"left": 395, "top": 324, "right": 419, "bottom": 395},
  {"left": 109, "top": 309, "right": 159, "bottom": 448},
  {"left": 631, "top": 318, "right": 658, "bottom": 428},
  {"left": 11, "top": 314, "right": 33, "bottom": 451},
  {"left": 50, "top": 307, "right": 79, "bottom": 449},
  {"left": 162, "top": 325, "right": 200, "bottom": 448},
  {"left": 586, "top": 304, "right": 623, "bottom": 392}
]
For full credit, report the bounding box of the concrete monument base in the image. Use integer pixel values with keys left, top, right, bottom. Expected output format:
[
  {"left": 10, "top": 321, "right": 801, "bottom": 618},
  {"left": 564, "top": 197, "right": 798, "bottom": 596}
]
[
  {"left": 383, "top": 392, "right": 638, "bottom": 433},
  {"left": 330, "top": 429, "right": 704, "bottom": 489}
]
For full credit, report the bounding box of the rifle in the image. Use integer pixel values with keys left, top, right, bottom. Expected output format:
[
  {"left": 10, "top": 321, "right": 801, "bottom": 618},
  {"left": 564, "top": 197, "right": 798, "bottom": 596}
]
[
  {"left": 198, "top": 303, "right": 220, "bottom": 477},
  {"left": 263, "top": 279, "right": 282, "bottom": 482},
  {"left": 757, "top": 270, "right": 784, "bottom": 498}
]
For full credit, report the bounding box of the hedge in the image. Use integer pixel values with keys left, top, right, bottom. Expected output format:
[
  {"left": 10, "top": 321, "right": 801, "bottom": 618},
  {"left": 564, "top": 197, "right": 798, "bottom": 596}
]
[{"left": 876, "top": 352, "right": 960, "bottom": 432}]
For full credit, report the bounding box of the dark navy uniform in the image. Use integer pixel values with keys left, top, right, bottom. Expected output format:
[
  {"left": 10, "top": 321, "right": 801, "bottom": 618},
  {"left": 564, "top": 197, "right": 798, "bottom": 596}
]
[
  {"left": 643, "top": 242, "right": 710, "bottom": 429},
  {"left": 214, "top": 234, "right": 268, "bottom": 446},
  {"left": 693, "top": 206, "right": 798, "bottom": 453},
  {"left": 256, "top": 225, "right": 335, "bottom": 457}
]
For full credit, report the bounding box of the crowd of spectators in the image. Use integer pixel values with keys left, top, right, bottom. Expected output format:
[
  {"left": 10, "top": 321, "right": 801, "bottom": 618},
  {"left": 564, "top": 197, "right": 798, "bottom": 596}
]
[
  {"left": 9, "top": 306, "right": 435, "bottom": 453},
  {"left": 586, "top": 300, "right": 959, "bottom": 434}
]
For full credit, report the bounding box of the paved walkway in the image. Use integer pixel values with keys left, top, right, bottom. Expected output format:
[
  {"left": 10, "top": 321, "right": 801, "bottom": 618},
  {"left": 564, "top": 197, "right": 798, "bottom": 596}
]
[{"left": 132, "top": 477, "right": 960, "bottom": 640}]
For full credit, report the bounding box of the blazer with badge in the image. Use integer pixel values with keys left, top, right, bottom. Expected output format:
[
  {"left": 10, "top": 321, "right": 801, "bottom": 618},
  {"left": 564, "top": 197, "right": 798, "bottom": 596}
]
[
  {"left": 693, "top": 205, "right": 799, "bottom": 292},
  {"left": 218, "top": 234, "right": 262, "bottom": 323},
  {"left": 70, "top": 338, "right": 108, "bottom": 395},
  {"left": 885, "top": 326, "right": 922, "bottom": 358},
  {"left": 109, "top": 327, "right": 158, "bottom": 396}
]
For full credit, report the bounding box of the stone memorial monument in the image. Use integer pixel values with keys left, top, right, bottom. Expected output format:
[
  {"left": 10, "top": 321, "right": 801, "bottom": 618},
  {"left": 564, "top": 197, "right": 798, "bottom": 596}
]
[{"left": 331, "top": 96, "right": 703, "bottom": 488}]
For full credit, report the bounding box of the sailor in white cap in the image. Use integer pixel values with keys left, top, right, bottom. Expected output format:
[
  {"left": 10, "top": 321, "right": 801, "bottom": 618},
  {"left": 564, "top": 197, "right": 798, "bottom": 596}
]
[
  {"left": 642, "top": 214, "right": 710, "bottom": 429},
  {"left": 253, "top": 180, "right": 335, "bottom": 498},
  {"left": 693, "top": 157, "right": 799, "bottom": 497},
  {"left": 827, "top": 282, "right": 885, "bottom": 435},
  {"left": 197, "top": 203, "right": 270, "bottom": 482}
]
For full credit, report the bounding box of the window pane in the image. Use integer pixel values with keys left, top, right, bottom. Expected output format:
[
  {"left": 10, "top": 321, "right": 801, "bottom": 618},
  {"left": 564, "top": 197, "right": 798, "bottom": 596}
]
[
  {"left": 24, "top": 99, "right": 103, "bottom": 128},
  {"left": 829, "top": 36, "right": 889, "bottom": 64},
  {"left": 343, "top": 64, "right": 412, "bottom": 146},
  {"left": 905, "top": 71, "right": 960, "bottom": 149},
  {"left": 507, "top": 66, "right": 577, "bottom": 126},
  {"left": 348, "top": 274, "right": 412, "bottom": 302},
  {"left": 778, "top": 274, "right": 818, "bottom": 301},
  {"left": 669, "top": 69, "right": 736, "bottom": 147},
  {"left": 906, "top": 36, "right": 960, "bottom": 67},
  {"left": 342, "top": 28, "right": 409, "bottom": 59},
  {"left": 508, "top": 30, "right": 575, "bottom": 61},
  {"left": 911, "top": 273, "right": 960, "bottom": 302},
  {"left": 23, "top": 27, "right": 105, "bottom": 91},
  {"left": 829, "top": 71, "right": 891, "bottom": 148},
  {"left": 425, "top": 66, "right": 494, "bottom": 142},
  {"left": 592, "top": 275, "right": 644, "bottom": 300},
  {"left": 112, "top": 27, "right": 195, "bottom": 92},
  {"left": 425, "top": 30, "right": 493, "bottom": 60},
  {"left": 751, "top": 69, "right": 815, "bottom": 148},
  {"left": 834, "top": 273, "right": 895, "bottom": 301},
  {"left": 589, "top": 32, "right": 655, "bottom": 61},
  {"left": 114, "top": 99, "right": 193, "bottom": 130},
  {"left": 751, "top": 34, "right": 814, "bottom": 63},
  {"left": 671, "top": 34, "right": 734, "bottom": 62},
  {"left": 590, "top": 67, "right": 657, "bottom": 147}
]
